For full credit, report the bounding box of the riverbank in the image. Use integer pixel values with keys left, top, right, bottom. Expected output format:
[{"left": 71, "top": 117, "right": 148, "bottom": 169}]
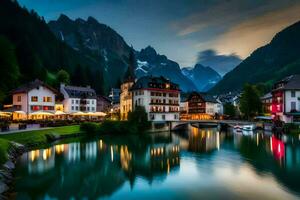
[{"left": 0, "top": 125, "right": 82, "bottom": 198}]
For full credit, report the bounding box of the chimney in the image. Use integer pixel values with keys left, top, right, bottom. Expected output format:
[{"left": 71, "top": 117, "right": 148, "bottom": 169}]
[{"left": 60, "top": 83, "right": 65, "bottom": 91}]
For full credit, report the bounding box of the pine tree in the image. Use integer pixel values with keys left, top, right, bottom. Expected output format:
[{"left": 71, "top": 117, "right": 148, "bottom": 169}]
[{"left": 124, "top": 48, "right": 136, "bottom": 81}]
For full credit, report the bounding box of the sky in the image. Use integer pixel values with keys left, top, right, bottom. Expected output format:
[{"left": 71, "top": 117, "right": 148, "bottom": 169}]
[{"left": 18, "top": 0, "right": 300, "bottom": 74}]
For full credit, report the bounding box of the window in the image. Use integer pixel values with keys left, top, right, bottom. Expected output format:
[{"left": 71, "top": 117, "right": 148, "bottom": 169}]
[
  {"left": 92, "top": 107, "right": 95, "bottom": 111},
  {"left": 162, "top": 115, "right": 165, "bottom": 120},
  {"left": 17, "top": 96, "right": 21, "bottom": 102},
  {"left": 91, "top": 100, "right": 94, "bottom": 105},
  {"left": 76, "top": 100, "right": 79, "bottom": 104},
  {"left": 31, "top": 96, "right": 38, "bottom": 102},
  {"left": 76, "top": 106, "right": 79, "bottom": 111},
  {"left": 72, "top": 100, "right": 74, "bottom": 104},
  {"left": 43, "top": 97, "right": 52, "bottom": 102},
  {"left": 291, "top": 102, "right": 296, "bottom": 111},
  {"left": 71, "top": 106, "right": 74, "bottom": 111},
  {"left": 87, "top": 107, "right": 90, "bottom": 111},
  {"left": 291, "top": 91, "right": 296, "bottom": 97}
]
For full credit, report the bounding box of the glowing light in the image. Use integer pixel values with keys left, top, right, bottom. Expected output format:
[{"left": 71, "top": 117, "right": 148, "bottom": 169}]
[{"left": 110, "top": 146, "right": 114, "bottom": 162}]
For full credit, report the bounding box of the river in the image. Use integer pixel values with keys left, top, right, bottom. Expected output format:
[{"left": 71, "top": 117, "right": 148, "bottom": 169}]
[{"left": 12, "top": 127, "right": 300, "bottom": 199}]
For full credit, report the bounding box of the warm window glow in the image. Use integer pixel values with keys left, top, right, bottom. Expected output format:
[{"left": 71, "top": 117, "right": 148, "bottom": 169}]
[
  {"left": 31, "top": 96, "right": 38, "bottom": 102},
  {"left": 43, "top": 96, "right": 52, "bottom": 102}
]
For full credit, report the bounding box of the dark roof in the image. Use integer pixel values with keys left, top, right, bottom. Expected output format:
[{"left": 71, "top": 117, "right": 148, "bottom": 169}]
[
  {"left": 187, "top": 92, "right": 218, "bottom": 103},
  {"left": 97, "top": 95, "right": 112, "bottom": 103},
  {"left": 260, "top": 92, "right": 272, "bottom": 100},
  {"left": 63, "top": 85, "right": 97, "bottom": 99},
  {"left": 11, "top": 79, "right": 58, "bottom": 94},
  {"left": 273, "top": 75, "right": 300, "bottom": 90},
  {"left": 131, "top": 76, "right": 179, "bottom": 91}
]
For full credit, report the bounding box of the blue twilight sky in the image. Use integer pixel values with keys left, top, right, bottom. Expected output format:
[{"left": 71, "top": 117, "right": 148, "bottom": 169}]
[{"left": 18, "top": 0, "right": 300, "bottom": 72}]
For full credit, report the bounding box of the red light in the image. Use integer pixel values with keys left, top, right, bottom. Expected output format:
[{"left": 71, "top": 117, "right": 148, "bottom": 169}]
[{"left": 271, "top": 136, "right": 285, "bottom": 160}]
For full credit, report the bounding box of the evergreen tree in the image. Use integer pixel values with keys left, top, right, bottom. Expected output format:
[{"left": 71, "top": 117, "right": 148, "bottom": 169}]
[
  {"left": 124, "top": 48, "right": 136, "bottom": 81},
  {"left": 240, "top": 84, "right": 262, "bottom": 119},
  {"left": 95, "top": 69, "right": 105, "bottom": 95},
  {"left": 56, "top": 69, "right": 70, "bottom": 85},
  {"left": 0, "top": 36, "right": 20, "bottom": 104},
  {"left": 224, "top": 103, "right": 236, "bottom": 118}
]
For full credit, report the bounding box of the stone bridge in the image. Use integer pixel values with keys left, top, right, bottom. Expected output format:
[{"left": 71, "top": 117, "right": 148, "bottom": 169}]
[
  {"left": 149, "top": 120, "right": 253, "bottom": 132},
  {"left": 170, "top": 120, "right": 253, "bottom": 131}
]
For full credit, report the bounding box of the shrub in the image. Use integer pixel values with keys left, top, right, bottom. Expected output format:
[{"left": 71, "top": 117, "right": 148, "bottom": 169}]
[
  {"left": 80, "top": 122, "right": 100, "bottom": 134},
  {"left": 128, "top": 106, "right": 151, "bottom": 132},
  {"left": 99, "top": 120, "right": 138, "bottom": 135}
]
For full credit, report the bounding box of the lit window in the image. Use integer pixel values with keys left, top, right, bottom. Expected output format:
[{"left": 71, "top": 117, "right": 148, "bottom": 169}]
[
  {"left": 17, "top": 96, "right": 21, "bottom": 102},
  {"left": 31, "top": 96, "right": 38, "bottom": 102}
]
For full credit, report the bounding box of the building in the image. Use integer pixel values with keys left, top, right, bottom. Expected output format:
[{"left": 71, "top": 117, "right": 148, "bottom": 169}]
[
  {"left": 60, "top": 83, "right": 97, "bottom": 114},
  {"left": 96, "top": 95, "right": 111, "bottom": 112},
  {"left": 120, "top": 80, "right": 134, "bottom": 120},
  {"left": 109, "top": 88, "right": 120, "bottom": 105},
  {"left": 131, "top": 76, "right": 180, "bottom": 121},
  {"left": 184, "top": 92, "right": 223, "bottom": 120},
  {"left": 261, "top": 92, "right": 272, "bottom": 115},
  {"left": 10, "top": 79, "right": 57, "bottom": 120},
  {"left": 271, "top": 75, "right": 300, "bottom": 123}
]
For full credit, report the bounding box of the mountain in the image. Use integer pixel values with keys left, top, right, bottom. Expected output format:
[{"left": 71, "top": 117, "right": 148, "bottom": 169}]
[
  {"left": 0, "top": 0, "right": 109, "bottom": 100},
  {"left": 48, "top": 14, "right": 132, "bottom": 88},
  {"left": 182, "top": 64, "right": 221, "bottom": 91},
  {"left": 135, "top": 46, "right": 197, "bottom": 92},
  {"left": 210, "top": 20, "right": 300, "bottom": 94}
]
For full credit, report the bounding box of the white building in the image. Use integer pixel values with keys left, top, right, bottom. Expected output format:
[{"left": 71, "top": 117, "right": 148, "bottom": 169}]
[
  {"left": 10, "top": 79, "right": 57, "bottom": 120},
  {"left": 60, "top": 83, "right": 97, "bottom": 114},
  {"left": 131, "top": 76, "right": 180, "bottom": 122},
  {"left": 271, "top": 75, "right": 300, "bottom": 123}
]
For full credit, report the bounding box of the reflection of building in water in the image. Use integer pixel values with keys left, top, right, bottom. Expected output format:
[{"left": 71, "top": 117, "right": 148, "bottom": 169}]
[
  {"left": 68, "top": 143, "right": 81, "bottom": 162},
  {"left": 150, "top": 145, "right": 180, "bottom": 174},
  {"left": 85, "top": 141, "right": 97, "bottom": 160},
  {"left": 269, "top": 135, "right": 300, "bottom": 169},
  {"left": 26, "top": 148, "right": 55, "bottom": 174},
  {"left": 285, "top": 141, "right": 300, "bottom": 170},
  {"left": 187, "top": 127, "right": 221, "bottom": 153},
  {"left": 120, "top": 145, "right": 132, "bottom": 171}
]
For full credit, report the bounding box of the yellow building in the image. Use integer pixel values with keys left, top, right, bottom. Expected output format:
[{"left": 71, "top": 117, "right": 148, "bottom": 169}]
[{"left": 120, "top": 80, "right": 134, "bottom": 120}]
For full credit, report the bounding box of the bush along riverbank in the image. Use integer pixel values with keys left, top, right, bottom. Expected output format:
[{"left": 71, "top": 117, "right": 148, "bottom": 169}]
[{"left": 80, "top": 106, "right": 151, "bottom": 135}]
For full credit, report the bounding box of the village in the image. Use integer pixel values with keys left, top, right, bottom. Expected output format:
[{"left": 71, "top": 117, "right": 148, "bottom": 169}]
[{"left": 0, "top": 73, "right": 300, "bottom": 133}]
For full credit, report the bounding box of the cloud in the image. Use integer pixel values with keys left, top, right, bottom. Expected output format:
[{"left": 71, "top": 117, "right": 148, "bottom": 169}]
[
  {"left": 197, "top": 49, "right": 242, "bottom": 76},
  {"left": 210, "top": 4, "right": 300, "bottom": 58}
]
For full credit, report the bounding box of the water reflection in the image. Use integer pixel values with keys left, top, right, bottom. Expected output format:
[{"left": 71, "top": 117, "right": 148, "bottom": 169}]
[{"left": 14, "top": 127, "right": 300, "bottom": 199}]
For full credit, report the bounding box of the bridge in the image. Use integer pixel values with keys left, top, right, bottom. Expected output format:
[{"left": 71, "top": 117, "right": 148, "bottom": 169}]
[
  {"left": 149, "top": 120, "right": 254, "bottom": 132},
  {"left": 170, "top": 120, "right": 254, "bottom": 131}
]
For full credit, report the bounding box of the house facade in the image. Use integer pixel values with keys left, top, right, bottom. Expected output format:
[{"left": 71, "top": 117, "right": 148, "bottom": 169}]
[
  {"left": 60, "top": 83, "right": 97, "bottom": 114},
  {"left": 11, "top": 79, "right": 57, "bottom": 120},
  {"left": 183, "top": 92, "right": 223, "bottom": 120},
  {"left": 120, "top": 80, "right": 134, "bottom": 120},
  {"left": 131, "top": 76, "right": 180, "bottom": 122},
  {"left": 261, "top": 92, "right": 272, "bottom": 115},
  {"left": 96, "top": 95, "right": 111, "bottom": 112},
  {"left": 271, "top": 75, "right": 300, "bottom": 123}
]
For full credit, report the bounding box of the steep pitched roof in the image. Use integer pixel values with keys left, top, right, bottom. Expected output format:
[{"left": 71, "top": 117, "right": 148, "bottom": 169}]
[
  {"left": 131, "top": 76, "right": 179, "bottom": 91},
  {"left": 11, "top": 79, "right": 58, "bottom": 94},
  {"left": 187, "top": 92, "right": 218, "bottom": 103},
  {"left": 63, "top": 85, "right": 97, "bottom": 99}
]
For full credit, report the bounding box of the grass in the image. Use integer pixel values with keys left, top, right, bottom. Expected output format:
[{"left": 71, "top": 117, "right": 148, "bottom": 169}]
[
  {"left": 0, "top": 125, "right": 81, "bottom": 165},
  {"left": 0, "top": 138, "right": 10, "bottom": 165},
  {"left": 0, "top": 125, "right": 81, "bottom": 145}
]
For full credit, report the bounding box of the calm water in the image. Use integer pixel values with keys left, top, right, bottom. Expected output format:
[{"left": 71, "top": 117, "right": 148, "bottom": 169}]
[{"left": 13, "top": 127, "right": 300, "bottom": 200}]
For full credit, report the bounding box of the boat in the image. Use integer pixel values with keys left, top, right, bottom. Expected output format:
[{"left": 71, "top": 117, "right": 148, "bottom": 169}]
[{"left": 233, "top": 124, "right": 256, "bottom": 131}]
